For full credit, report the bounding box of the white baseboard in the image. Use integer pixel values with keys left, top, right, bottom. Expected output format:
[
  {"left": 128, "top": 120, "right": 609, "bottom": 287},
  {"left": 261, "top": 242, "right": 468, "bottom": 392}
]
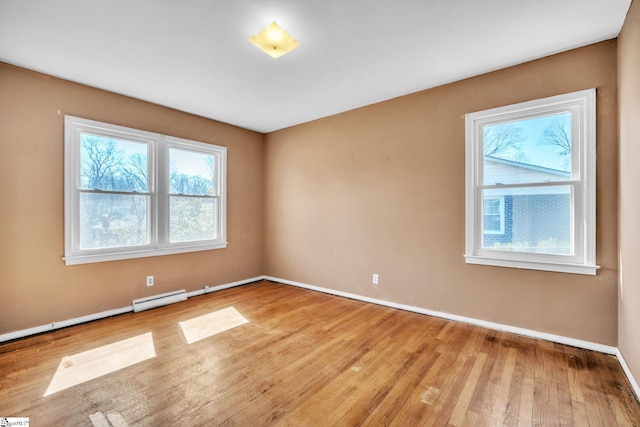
[
  {"left": 0, "top": 276, "right": 265, "bottom": 343},
  {"left": 616, "top": 349, "right": 640, "bottom": 402},
  {"left": 264, "top": 276, "right": 617, "bottom": 355},
  {"left": 186, "top": 276, "right": 265, "bottom": 298},
  {"left": 0, "top": 306, "right": 133, "bottom": 343}
]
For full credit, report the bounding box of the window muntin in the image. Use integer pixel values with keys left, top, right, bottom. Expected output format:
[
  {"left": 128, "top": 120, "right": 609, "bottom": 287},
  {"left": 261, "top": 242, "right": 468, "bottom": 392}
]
[
  {"left": 465, "top": 89, "right": 597, "bottom": 275},
  {"left": 64, "top": 116, "right": 227, "bottom": 265}
]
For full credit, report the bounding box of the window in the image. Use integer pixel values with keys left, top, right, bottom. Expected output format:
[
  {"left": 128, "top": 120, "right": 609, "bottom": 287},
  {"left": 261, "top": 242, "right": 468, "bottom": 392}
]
[
  {"left": 64, "top": 116, "right": 227, "bottom": 265},
  {"left": 464, "top": 89, "right": 598, "bottom": 275},
  {"left": 483, "top": 197, "right": 504, "bottom": 234}
]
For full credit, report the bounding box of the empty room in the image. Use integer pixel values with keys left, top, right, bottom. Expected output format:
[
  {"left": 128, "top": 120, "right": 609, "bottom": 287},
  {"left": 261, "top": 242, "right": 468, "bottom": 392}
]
[{"left": 1, "top": 0, "right": 640, "bottom": 425}]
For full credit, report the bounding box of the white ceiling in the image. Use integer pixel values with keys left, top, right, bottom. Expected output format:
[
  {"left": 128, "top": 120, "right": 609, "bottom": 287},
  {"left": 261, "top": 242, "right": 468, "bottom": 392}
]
[{"left": 0, "top": 0, "right": 631, "bottom": 133}]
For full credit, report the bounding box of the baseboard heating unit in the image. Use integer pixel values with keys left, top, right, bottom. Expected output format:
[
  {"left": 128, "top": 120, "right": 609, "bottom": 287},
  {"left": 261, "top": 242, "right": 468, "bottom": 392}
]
[{"left": 132, "top": 290, "right": 187, "bottom": 312}]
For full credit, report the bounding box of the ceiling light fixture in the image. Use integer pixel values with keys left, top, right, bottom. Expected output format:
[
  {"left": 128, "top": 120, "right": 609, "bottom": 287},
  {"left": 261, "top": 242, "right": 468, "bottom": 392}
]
[{"left": 248, "top": 21, "right": 300, "bottom": 58}]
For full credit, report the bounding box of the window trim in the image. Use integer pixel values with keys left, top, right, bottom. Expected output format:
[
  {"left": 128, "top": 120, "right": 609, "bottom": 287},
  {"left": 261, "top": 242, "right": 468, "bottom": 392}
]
[
  {"left": 464, "top": 89, "right": 598, "bottom": 275},
  {"left": 64, "top": 116, "right": 227, "bottom": 265}
]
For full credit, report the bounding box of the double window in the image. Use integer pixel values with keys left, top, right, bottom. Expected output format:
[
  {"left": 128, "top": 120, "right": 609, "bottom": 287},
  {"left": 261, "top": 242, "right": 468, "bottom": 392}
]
[
  {"left": 64, "top": 116, "right": 227, "bottom": 265},
  {"left": 464, "top": 89, "right": 598, "bottom": 275}
]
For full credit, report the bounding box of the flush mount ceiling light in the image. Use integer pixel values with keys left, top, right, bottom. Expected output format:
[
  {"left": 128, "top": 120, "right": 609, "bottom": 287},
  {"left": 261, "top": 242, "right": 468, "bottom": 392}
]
[{"left": 248, "top": 21, "right": 300, "bottom": 58}]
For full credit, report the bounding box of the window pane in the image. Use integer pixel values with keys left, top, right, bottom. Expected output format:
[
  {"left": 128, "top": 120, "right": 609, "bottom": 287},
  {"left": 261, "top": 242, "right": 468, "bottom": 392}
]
[
  {"left": 80, "top": 134, "right": 148, "bottom": 192},
  {"left": 482, "top": 186, "right": 572, "bottom": 255},
  {"left": 170, "top": 196, "right": 217, "bottom": 242},
  {"left": 484, "top": 199, "right": 500, "bottom": 215},
  {"left": 79, "top": 193, "right": 149, "bottom": 249},
  {"left": 169, "top": 149, "right": 215, "bottom": 196},
  {"left": 484, "top": 215, "right": 501, "bottom": 232},
  {"left": 483, "top": 112, "right": 572, "bottom": 185}
]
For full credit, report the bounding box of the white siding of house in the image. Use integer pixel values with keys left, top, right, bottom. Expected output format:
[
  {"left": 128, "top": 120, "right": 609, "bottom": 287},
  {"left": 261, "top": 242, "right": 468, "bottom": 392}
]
[{"left": 483, "top": 159, "right": 571, "bottom": 196}]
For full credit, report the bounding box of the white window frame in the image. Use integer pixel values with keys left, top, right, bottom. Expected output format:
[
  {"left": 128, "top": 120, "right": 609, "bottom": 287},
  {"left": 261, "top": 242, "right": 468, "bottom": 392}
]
[
  {"left": 64, "top": 116, "right": 227, "bottom": 265},
  {"left": 464, "top": 89, "right": 598, "bottom": 275},
  {"left": 483, "top": 196, "right": 505, "bottom": 235}
]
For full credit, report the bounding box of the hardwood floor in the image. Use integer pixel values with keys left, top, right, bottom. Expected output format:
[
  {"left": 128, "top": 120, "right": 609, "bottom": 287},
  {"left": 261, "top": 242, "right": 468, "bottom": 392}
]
[{"left": 1, "top": 280, "right": 638, "bottom": 426}]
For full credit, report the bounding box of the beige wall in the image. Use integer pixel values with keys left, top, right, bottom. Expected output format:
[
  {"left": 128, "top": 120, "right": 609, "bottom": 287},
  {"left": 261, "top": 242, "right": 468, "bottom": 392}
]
[
  {"left": 265, "top": 41, "right": 619, "bottom": 345},
  {"left": 618, "top": 0, "right": 640, "bottom": 383},
  {"left": 0, "top": 63, "right": 264, "bottom": 334}
]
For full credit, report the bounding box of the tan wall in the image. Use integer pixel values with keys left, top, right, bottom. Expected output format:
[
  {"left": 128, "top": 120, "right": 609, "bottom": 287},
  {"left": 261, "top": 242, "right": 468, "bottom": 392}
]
[
  {"left": 0, "top": 63, "right": 264, "bottom": 334},
  {"left": 618, "top": 0, "right": 640, "bottom": 383},
  {"left": 265, "top": 41, "right": 619, "bottom": 345}
]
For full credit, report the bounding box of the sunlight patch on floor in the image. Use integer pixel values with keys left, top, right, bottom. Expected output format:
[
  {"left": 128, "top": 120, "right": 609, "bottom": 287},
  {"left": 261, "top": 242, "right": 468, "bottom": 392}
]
[
  {"left": 44, "top": 332, "right": 156, "bottom": 397},
  {"left": 179, "top": 306, "right": 249, "bottom": 344}
]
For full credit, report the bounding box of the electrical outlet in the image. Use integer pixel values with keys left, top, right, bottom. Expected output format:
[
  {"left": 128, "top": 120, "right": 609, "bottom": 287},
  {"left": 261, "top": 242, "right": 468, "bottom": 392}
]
[
  {"left": 146, "top": 276, "right": 154, "bottom": 286},
  {"left": 372, "top": 274, "right": 379, "bottom": 285}
]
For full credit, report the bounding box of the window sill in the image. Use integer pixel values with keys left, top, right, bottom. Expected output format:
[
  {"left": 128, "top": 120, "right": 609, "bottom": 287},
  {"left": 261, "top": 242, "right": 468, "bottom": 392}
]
[
  {"left": 64, "top": 242, "right": 228, "bottom": 265},
  {"left": 464, "top": 255, "right": 599, "bottom": 275}
]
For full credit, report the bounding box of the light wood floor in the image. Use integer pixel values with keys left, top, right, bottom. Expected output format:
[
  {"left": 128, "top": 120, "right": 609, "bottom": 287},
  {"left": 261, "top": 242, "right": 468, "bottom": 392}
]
[{"left": 1, "top": 280, "right": 639, "bottom": 426}]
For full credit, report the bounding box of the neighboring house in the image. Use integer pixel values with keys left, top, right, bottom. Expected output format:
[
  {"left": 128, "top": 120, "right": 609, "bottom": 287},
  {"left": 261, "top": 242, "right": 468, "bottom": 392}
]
[{"left": 482, "top": 156, "right": 571, "bottom": 254}]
